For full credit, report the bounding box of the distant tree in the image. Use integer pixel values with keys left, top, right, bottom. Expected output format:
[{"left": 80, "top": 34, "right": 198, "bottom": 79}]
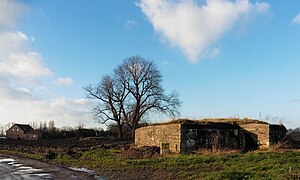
[
  {"left": 0, "top": 125, "right": 4, "bottom": 137},
  {"left": 43, "top": 121, "right": 47, "bottom": 131},
  {"left": 39, "top": 121, "right": 43, "bottom": 130},
  {"left": 85, "top": 55, "right": 181, "bottom": 140},
  {"left": 62, "top": 126, "right": 73, "bottom": 131},
  {"left": 48, "top": 120, "right": 55, "bottom": 131},
  {"left": 77, "top": 121, "right": 85, "bottom": 130},
  {"left": 5, "top": 123, "right": 11, "bottom": 132},
  {"left": 30, "top": 122, "right": 38, "bottom": 129}
]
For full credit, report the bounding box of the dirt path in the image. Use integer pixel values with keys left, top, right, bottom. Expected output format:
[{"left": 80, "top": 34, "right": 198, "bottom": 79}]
[{"left": 0, "top": 154, "right": 97, "bottom": 179}]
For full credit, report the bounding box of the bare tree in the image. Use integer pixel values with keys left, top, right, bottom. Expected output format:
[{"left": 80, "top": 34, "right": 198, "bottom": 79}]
[
  {"left": 77, "top": 121, "right": 86, "bottom": 130},
  {"left": 30, "top": 121, "right": 38, "bottom": 129},
  {"left": 85, "top": 75, "right": 128, "bottom": 140},
  {"left": 115, "top": 56, "right": 181, "bottom": 139},
  {"left": 85, "top": 56, "right": 181, "bottom": 140}
]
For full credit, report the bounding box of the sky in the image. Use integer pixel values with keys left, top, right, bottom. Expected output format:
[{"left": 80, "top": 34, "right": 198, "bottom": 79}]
[{"left": 0, "top": 0, "right": 300, "bottom": 129}]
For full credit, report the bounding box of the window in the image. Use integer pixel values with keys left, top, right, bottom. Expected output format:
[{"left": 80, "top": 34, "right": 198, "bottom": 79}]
[
  {"left": 33, "top": 135, "right": 36, "bottom": 138},
  {"left": 16, "top": 128, "right": 19, "bottom": 132},
  {"left": 12, "top": 129, "right": 14, "bottom": 132}
]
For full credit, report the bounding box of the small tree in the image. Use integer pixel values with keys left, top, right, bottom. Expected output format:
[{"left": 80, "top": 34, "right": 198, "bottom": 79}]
[{"left": 85, "top": 55, "right": 181, "bottom": 140}]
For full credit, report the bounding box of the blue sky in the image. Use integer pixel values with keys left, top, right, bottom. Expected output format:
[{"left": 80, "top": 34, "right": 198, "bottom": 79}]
[{"left": 0, "top": 0, "right": 300, "bottom": 129}]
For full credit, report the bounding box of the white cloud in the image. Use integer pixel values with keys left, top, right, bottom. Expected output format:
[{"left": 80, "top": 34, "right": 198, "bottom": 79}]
[
  {"left": 292, "top": 13, "right": 300, "bottom": 25},
  {"left": 0, "top": 31, "right": 52, "bottom": 81},
  {"left": 74, "top": 98, "right": 89, "bottom": 105},
  {"left": 19, "top": 88, "right": 31, "bottom": 94},
  {"left": 55, "top": 77, "right": 74, "bottom": 86},
  {"left": 162, "top": 60, "right": 170, "bottom": 65},
  {"left": 138, "top": 0, "right": 270, "bottom": 63},
  {"left": 254, "top": 2, "right": 270, "bottom": 12},
  {"left": 0, "top": 0, "right": 94, "bottom": 128},
  {"left": 0, "top": 31, "right": 30, "bottom": 54},
  {"left": 0, "top": 0, "right": 27, "bottom": 30},
  {"left": 208, "top": 48, "right": 220, "bottom": 58},
  {"left": 0, "top": 58, "right": 90, "bottom": 128},
  {"left": 125, "top": 20, "right": 138, "bottom": 29},
  {"left": 2, "top": 51, "right": 52, "bottom": 79},
  {"left": 0, "top": 89, "right": 92, "bottom": 128}
]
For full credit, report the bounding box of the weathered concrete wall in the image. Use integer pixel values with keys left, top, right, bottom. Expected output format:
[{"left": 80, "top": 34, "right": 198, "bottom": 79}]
[
  {"left": 240, "top": 124, "right": 270, "bottom": 149},
  {"left": 135, "top": 121, "right": 287, "bottom": 153},
  {"left": 135, "top": 123, "right": 245, "bottom": 153},
  {"left": 135, "top": 124, "right": 182, "bottom": 153}
]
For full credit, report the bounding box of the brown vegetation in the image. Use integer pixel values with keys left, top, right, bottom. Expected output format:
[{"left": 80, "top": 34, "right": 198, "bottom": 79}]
[
  {"left": 151, "top": 118, "right": 269, "bottom": 126},
  {"left": 0, "top": 138, "right": 131, "bottom": 159}
]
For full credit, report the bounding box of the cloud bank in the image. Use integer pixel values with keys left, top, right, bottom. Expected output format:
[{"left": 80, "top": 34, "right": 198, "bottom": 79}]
[
  {"left": 138, "top": 0, "right": 270, "bottom": 63},
  {"left": 292, "top": 13, "right": 300, "bottom": 25},
  {"left": 0, "top": 0, "right": 27, "bottom": 30},
  {"left": 0, "top": 0, "right": 91, "bottom": 128}
]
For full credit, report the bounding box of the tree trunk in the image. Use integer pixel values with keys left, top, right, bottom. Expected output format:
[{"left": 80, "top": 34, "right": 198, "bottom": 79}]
[
  {"left": 131, "top": 128, "right": 135, "bottom": 141},
  {"left": 117, "top": 122, "right": 123, "bottom": 140},
  {"left": 131, "top": 122, "right": 137, "bottom": 140}
]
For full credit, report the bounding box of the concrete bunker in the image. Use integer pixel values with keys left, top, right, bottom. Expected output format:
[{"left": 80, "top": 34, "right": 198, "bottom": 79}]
[{"left": 135, "top": 118, "right": 287, "bottom": 153}]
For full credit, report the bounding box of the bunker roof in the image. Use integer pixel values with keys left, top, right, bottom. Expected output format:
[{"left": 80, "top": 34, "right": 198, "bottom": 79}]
[{"left": 150, "top": 118, "right": 268, "bottom": 126}]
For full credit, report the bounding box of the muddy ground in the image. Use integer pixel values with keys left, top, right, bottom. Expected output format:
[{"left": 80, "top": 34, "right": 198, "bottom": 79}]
[{"left": 0, "top": 153, "right": 96, "bottom": 179}]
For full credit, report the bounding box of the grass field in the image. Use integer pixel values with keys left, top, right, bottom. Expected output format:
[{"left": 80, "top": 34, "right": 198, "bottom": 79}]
[
  {"left": 67, "top": 150, "right": 300, "bottom": 179},
  {"left": 0, "top": 138, "right": 299, "bottom": 179},
  {"left": 5, "top": 148, "right": 298, "bottom": 179}
]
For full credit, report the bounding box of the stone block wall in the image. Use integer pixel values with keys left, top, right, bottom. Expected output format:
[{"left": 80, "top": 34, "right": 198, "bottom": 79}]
[
  {"left": 240, "top": 124, "right": 270, "bottom": 149},
  {"left": 135, "top": 122, "right": 287, "bottom": 153},
  {"left": 135, "top": 124, "right": 182, "bottom": 153},
  {"left": 135, "top": 123, "right": 244, "bottom": 153}
]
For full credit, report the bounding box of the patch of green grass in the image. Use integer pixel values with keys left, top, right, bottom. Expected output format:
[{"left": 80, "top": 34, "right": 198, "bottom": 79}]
[
  {"left": 1, "top": 148, "right": 300, "bottom": 179},
  {"left": 0, "top": 150, "right": 44, "bottom": 160},
  {"left": 23, "top": 153, "right": 44, "bottom": 160}
]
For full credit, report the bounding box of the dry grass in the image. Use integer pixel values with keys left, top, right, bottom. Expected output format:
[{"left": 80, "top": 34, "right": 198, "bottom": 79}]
[
  {"left": 148, "top": 118, "right": 268, "bottom": 126},
  {"left": 200, "top": 118, "right": 268, "bottom": 125}
]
